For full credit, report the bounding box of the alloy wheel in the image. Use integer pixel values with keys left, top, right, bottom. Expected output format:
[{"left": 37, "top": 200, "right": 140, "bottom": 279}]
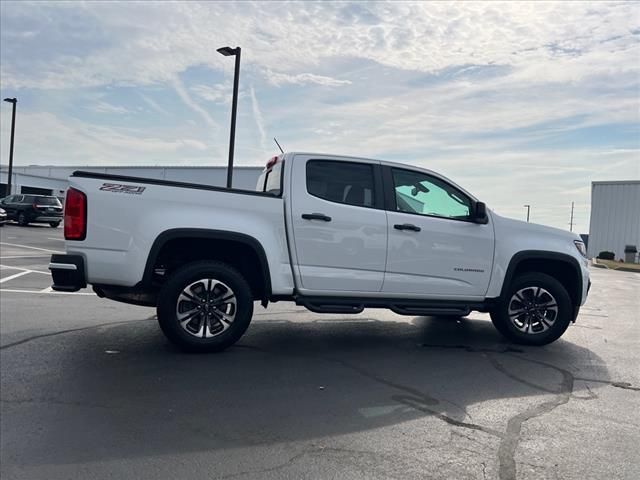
[
  {"left": 507, "top": 286, "right": 558, "bottom": 335},
  {"left": 175, "top": 278, "right": 237, "bottom": 338}
]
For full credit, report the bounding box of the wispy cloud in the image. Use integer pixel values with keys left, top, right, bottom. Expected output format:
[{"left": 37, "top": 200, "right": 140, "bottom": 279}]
[
  {"left": 140, "top": 94, "right": 169, "bottom": 116},
  {"left": 191, "top": 84, "right": 230, "bottom": 104},
  {"left": 171, "top": 76, "right": 218, "bottom": 129},
  {"left": 264, "top": 70, "right": 352, "bottom": 87},
  {"left": 249, "top": 85, "right": 267, "bottom": 150},
  {"left": 89, "top": 101, "right": 130, "bottom": 115}
]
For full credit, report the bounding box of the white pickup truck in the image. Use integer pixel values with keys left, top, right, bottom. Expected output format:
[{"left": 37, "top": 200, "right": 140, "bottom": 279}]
[{"left": 50, "top": 152, "right": 590, "bottom": 352}]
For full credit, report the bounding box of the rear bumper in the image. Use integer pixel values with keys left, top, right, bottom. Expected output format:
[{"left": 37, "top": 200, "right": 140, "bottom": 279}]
[{"left": 49, "top": 254, "right": 87, "bottom": 292}]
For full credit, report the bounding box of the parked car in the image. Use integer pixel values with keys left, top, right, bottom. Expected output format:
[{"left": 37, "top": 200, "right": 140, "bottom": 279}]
[
  {"left": 0, "top": 194, "right": 63, "bottom": 227},
  {"left": 0, "top": 207, "right": 7, "bottom": 226},
  {"left": 50, "top": 153, "right": 590, "bottom": 352}
]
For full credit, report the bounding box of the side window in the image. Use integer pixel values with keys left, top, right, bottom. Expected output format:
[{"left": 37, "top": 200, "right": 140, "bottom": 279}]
[
  {"left": 392, "top": 168, "right": 472, "bottom": 220},
  {"left": 307, "top": 160, "right": 375, "bottom": 208}
]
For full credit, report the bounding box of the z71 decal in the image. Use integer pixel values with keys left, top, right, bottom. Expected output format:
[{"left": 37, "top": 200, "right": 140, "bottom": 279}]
[{"left": 100, "top": 183, "right": 146, "bottom": 195}]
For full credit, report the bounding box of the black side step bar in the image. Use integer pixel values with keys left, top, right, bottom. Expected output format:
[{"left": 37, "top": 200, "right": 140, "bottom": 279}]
[
  {"left": 296, "top": 296, "right": 487, "bottom": 316},
  {"left": 389, "top": 306, "right": 471, "bottom": 316},
  {"left": 302, "top": 302, "right": 365, "bottom": 314}
]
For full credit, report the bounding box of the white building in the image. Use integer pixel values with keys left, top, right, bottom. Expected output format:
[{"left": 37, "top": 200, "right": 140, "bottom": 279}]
[
  {"left": 0, "top": 165, "right": 263, "bottom": 198},
  {"left": 587, "top": 180, "right": 640, "bottom": 261}
]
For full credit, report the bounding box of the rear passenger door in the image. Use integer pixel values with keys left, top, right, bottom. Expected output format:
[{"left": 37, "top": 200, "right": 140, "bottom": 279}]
[{"left": 289, "top": 156, "right": 388, "bottom": 293}]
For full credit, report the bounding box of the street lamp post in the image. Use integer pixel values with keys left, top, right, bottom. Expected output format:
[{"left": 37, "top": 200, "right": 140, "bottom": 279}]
[
  {"left": 524, "top": 204, "right": 531, "bottom": 222},
  {"left": 3, "top": 97, "right": 17, "bottom": 196},
  {"left": 217, "top": 46, "right": 241, "bottom": 189}
]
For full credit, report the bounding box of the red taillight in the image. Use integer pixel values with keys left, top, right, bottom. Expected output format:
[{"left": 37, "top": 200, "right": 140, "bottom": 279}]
[{"left": 64, "top": 188, "right": 86, "bottom": 240}]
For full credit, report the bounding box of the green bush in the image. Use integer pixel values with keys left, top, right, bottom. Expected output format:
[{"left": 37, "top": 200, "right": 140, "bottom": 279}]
[{"left": 597, "top": 251, "right": 615, "bottom": 260}]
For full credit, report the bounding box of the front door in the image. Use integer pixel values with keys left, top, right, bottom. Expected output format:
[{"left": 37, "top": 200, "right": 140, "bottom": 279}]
[
  {"left": 382, "top": 167, "right": 494, "bottom": 298},
  {"left": 289, "top": 156, "right": 388, "bottom": 293}
]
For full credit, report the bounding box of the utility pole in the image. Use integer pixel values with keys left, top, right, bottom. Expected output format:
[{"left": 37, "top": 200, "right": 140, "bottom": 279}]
[
  {"left": 3, "top": 97, "right": 17, "bottom": 196},
  {"left": 569, "top": 201, "right": 575, "bottom": 232},
  {"left": 524, "top": 204, "right": 531, "bottom": 222}
]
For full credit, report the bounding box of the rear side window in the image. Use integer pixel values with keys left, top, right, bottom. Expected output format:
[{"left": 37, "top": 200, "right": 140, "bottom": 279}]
[
  {"left": 264, "top": 161, "right": 283, "bottom": 195},
  {"left": 36, "top": 197, "right": 62, "bottom": 206},
  {"left": 306, "top": 160, "right": 375, "bottom": 208},
  {"left": 257, "top": 161, "right": 284, "bottom": 196}
]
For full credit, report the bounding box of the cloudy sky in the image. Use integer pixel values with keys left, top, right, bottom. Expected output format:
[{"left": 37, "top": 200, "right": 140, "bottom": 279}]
[{"left": 1, "top": 1, "right": 639, "bottom": 232}]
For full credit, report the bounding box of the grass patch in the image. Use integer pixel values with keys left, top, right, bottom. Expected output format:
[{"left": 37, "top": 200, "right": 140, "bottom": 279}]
[{"left": 595, "top": 259, "right": 640, "bottom": 272}]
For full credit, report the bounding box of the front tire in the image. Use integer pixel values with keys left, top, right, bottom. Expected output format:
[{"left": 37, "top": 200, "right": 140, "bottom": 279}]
[
  {"left": 157, "top": 261, "right": 254, "bottom": 352},
  {"left": 18, "top": 213, "right": 28, "bottom": 226},
  {"left": 49, "top": 222, "right": 60, "bottom": 228},
  {"left": 490, "top": 272, "right": 572, "bottom": 346}
]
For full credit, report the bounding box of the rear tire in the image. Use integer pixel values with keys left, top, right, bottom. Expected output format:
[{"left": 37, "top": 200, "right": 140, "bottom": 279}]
[
  {"left": 18, "top": 213, "right": 28, "bottom": 226},
  {"left": 49, "top": 222, "right": 60, "bottom": 228},
  {"left": 157, "top": 261, "right": 254, "bottom": 353},
  {"left": 490, "top": 272, "right": 572, "bottom": 346}
]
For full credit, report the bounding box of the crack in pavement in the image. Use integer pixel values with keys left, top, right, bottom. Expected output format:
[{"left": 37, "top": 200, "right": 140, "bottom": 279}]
[
  {"left": 0, "top": 397, "right": 113, "bottom": 410},
  {"left": 574, "top": 377, "right": 640, "bottom": 392},
  {"left": 420, "top": 343, "right": 524, "bottom": 354},
  {"left": 0, "top": 317, "right": 155, "bottom": 351},
  {"left": 492, "top": 355, "right": 574, "bottom": 480},
  {"left": 215, "top": 450, "right": 310, "bottom": 479}
]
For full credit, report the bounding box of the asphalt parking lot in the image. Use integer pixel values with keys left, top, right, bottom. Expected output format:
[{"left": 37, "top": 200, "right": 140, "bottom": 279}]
[{"left": 1, "top": 224, "right": 639, "bottom": 480}]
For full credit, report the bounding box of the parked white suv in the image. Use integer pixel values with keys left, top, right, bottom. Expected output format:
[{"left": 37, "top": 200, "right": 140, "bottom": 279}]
[{"left": 50, "top": 153, "right": 590, "bottom": 352}]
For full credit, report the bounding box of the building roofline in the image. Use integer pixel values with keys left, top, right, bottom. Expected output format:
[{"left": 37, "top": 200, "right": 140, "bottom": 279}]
[{"left": 592, "top": 180, "right": 640, "bottom": 186}]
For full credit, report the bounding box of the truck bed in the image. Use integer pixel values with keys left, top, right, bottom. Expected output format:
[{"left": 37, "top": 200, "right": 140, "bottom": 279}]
[{"left": 66, "top": 171, "right": 294, "bottom": 294}]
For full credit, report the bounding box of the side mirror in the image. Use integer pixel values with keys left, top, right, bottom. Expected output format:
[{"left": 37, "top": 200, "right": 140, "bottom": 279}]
[{"left": 473, "top": 202, "right": 488, "bottom": 224}]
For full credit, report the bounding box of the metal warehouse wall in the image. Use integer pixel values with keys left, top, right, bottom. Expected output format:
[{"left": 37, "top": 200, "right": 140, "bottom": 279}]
[
  {"left": 587, "top": 181, "right": 640, "bottom": 260},
  {"left": 1, "top": 166, "right": 263, "bottom": 197}
]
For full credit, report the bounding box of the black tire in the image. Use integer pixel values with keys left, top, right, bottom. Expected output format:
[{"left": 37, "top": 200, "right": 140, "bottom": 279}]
[
  {"left": 157, "top": 260, "right": 253, "bottom": 353},
  {"left": 490, "top": 272, "right": 572, "bottom": 346},
  {"left": 18, "top": 212, "right": 28, "bottom": 226},
  {"left": 49, "top": 222, "right": 60, "bottom": 228}
]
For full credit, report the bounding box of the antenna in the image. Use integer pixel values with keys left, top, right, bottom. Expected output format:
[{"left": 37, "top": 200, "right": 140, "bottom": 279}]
[{"left": 274, "top": 137, "right": 284, "bottom": 154}]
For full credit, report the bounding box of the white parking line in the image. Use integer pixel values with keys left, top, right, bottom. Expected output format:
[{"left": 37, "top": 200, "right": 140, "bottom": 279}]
[
  {"left": 0, "top": 271, "right": 31, "bottom": 284},
  {"left": 0, "top": 255, "right": 52, "bottom": 259},
  {"left": 0, "top": 265, "right": 50, "bottom": 275},
  {"left": 0, "top": 242, "right": 63, "bottom": 254},
  {"left": 0, "top": 288, "right": 94, "bottom": 296},
  {"left": 47, "top": 237, "right": 65, "bottom": 242}
]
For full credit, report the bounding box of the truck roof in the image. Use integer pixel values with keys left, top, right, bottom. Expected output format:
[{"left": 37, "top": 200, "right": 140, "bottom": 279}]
[{"left": 283, "top": 152, "right": 477, "bottom": 202}]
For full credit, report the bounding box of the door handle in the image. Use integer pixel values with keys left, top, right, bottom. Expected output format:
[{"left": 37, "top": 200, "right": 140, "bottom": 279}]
[
  {"left": 394, "top": 223, "right": 421, "bottom": 232},
  {"left": 302, "top": 213, "right": 332, "bottom": 222}
]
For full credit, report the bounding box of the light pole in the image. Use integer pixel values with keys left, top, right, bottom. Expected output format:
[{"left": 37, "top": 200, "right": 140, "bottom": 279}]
[
  {"left": 569, "top": 201, "right": 575, "bottom": 232},
  {"left": 3, "top": 97, "right": 17, "bottom": 196},
  {"left": 217, "top": 46, "right": 241, "bottom": 189},
  {"left": 524, "top": 204, "right": 530, "bottom": 222}
]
